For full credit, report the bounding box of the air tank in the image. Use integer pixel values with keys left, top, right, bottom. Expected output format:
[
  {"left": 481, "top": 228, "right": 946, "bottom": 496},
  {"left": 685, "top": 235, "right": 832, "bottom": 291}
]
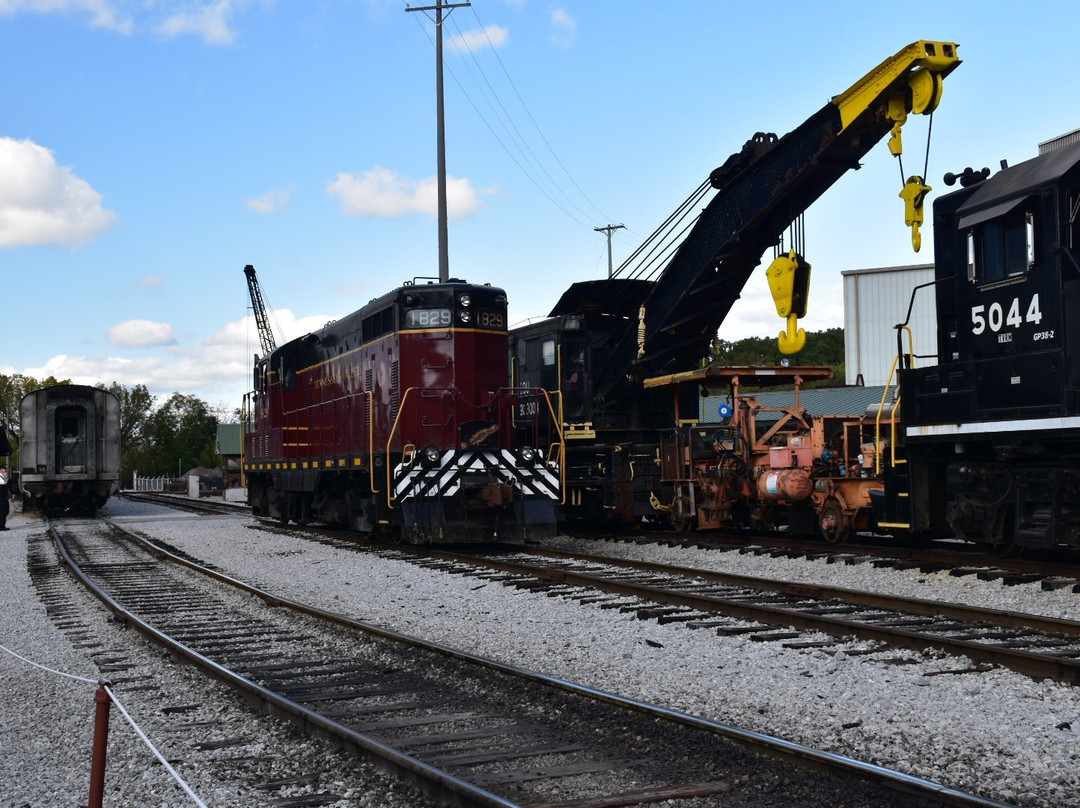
[{"left": 756, "top": 467, "right": 814, "bottom": 502}]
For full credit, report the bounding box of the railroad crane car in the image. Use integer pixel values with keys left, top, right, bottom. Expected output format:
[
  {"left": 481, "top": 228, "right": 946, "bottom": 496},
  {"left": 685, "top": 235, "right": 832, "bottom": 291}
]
[
  {"left": 510, "top": 41, "right": 961, "bottom": 531},
  {"left": 872, "top": 136, "right": 1080, "bottom": 551},
  {"left": 20, "top": 385, "right": 121, "bottom": 514},
  {"left": 242, "top": 268, "right": 562, "bottom": 543}
]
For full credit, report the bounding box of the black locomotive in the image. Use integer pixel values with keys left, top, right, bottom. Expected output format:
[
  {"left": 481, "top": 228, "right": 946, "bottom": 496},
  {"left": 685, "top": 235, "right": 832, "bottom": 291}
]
[{"left": 877, "top": 137, "right": 1080, "bottom": 551}]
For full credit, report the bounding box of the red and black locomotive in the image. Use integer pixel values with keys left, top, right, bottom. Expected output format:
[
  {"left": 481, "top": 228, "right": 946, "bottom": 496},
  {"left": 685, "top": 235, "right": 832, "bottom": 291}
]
[{"left": 243, "top": 275, "right": 562, "bottom": 543}]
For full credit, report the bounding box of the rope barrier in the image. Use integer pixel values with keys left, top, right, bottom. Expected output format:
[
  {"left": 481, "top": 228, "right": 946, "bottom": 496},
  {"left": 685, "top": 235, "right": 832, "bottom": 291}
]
[
  {"left": 0, "top": 641, "right": 97, "bottom": 684},
  {"left": 104, "top": 684, "right": 208, "bottom": 808},
  {"left": 0, "top": 641, "right": 207, "bottom": 807}
]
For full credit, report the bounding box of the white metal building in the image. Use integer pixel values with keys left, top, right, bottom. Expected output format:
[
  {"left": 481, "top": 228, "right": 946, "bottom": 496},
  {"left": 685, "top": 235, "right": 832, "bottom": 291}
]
[
  {"left": 1040, "top": 127, "right": 1080, "bottom": 155},
  {"left": 842, "top": 263, "right": 936, "bottom": 386}
]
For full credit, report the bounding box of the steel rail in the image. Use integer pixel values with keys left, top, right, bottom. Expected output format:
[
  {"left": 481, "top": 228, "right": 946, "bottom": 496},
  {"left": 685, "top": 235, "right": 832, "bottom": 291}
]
[
  {"left": 401, "top": 544, "right": 1080, "bottom": 683},
  {"left": 73, "top": 517, "right": 1018, "bottom": 808},
  {"left": 609, "top": 528, "right": 1080, "bottom": 582},
  {"left": 518, "top": 546, "right": 1080, "bottom": 637},
  {"left": 50, "top": 520, "right": 517, "bottom": 808}
]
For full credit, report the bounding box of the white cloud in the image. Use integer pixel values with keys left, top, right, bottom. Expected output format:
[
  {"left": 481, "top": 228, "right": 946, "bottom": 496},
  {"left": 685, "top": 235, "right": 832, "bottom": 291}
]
[
  {"left": 108, "top": 319, "right": 176, "bottom": 348},
  {"left": 17, "top": 305, "right": 352, "bottom": 409},
  {"left": 549, "top": 8, "right": 575, "bottom": 48},
  {"left": 449, "top": 24, "right": 508, "bottom": 53},
  {"left": 134, "top": 275, "right": 164, "bottom": 291},
  {"left": 154, "top": 0, "right": 236, "bottom": 45},
  {"left": 0, "top": 138, "right": 117, "bottom": 249},
  {"left": 0, "top": 0, "right": 134, "bottom": 33},
  {"left": 245, "top": 187, "right": 292, "bottom": 214},
  {"left": 326, "top": 167, "right": 484, "bottom": 220}
]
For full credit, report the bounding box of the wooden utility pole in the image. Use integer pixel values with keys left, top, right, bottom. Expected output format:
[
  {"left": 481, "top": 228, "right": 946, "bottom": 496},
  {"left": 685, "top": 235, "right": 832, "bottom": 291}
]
[
  {"left": 594, "top": 224, "right": 625, "bottom": 278},
  {"left": 407, "top": 0, "right": 471, "bottom": 283}
]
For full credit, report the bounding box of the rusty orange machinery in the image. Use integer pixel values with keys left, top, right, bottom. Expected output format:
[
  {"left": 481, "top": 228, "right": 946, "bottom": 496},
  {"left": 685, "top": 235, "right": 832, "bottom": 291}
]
[{"left": 645, "top": 365, "right": 883, "bottom": 542}]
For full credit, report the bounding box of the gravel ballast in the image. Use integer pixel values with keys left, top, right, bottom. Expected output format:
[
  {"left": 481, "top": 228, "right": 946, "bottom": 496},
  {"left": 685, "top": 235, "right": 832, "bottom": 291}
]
[{"left": 3, "top": 497, "right": 1080, "bottom": 806}]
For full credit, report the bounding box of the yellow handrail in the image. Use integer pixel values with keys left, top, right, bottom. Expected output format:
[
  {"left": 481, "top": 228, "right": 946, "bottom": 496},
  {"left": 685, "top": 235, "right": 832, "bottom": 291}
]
[
  {"left": 874, "top": 325, "right": 915, "bottom": 475},
  {"left": 384, "top": 387, "right": 417, "bottom": 509},
  {"left": 536, "top": 387, "right": 566, "bottom": 505}
]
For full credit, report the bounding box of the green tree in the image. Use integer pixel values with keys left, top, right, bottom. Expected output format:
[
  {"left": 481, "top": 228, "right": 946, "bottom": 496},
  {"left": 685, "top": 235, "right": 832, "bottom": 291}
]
[
  {"left": 142, "top": 393, "right": 220, "bottom": 477},
  {"left": 710, "top": 327, "right": 845, "bottom": 387},
  {"left": 99, "top": 382, "right": 155, "bottom": 487}
]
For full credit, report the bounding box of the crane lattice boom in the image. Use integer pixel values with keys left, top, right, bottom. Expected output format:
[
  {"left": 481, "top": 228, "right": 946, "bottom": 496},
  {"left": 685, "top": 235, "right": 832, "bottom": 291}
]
[{"left": 243, "top": 264, "right": 277, "bottom": 357}]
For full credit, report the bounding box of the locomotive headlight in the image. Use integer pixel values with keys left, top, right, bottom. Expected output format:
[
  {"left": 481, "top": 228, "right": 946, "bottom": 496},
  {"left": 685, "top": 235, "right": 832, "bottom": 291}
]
[
  {"left": 422, "top": 446, "right": 442, "bottom": 466},
  {"left": 459, "top": 293, "right": 471, "bottom": 307},
  {"left": 459, "top": 310, "right": 473, "bottom": 323},
  {"left": 519, "top": 446, "right": 537, "bottom": 464}
]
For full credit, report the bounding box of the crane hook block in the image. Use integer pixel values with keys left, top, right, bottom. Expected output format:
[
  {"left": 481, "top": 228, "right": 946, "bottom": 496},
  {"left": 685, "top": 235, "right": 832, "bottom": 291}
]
[
  {"left": 778, "top": 314, "right": 807, "bottom": 355},
  {"left": 766, "top": 250, "right": 811, "bottom": 355},
  {"left": 766, "top": 249, "right": 811, "bottom": 318},
  {"left": 899, "top": 176, "right": 932, "bottom": 252}
]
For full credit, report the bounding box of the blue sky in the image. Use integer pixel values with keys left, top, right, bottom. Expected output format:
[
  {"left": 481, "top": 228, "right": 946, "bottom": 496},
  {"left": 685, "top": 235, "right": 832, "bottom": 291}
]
[{"left": 2, "top": 1, "right": 1077, "bottom": 412}]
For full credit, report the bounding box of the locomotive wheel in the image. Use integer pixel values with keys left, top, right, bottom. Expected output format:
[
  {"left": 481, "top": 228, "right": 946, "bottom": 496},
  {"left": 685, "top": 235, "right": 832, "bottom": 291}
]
[
  {"left": 674, "top": 513, "right": 696, "bottom": 532},
  {"left": 818, "top": 500, "right": 850, "bottom": 544}
]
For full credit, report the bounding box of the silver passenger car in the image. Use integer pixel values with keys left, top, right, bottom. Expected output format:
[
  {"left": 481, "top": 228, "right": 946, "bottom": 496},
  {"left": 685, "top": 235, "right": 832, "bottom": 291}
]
[{"left": 20, "top": 385, "right": 121, "bottom": 513}]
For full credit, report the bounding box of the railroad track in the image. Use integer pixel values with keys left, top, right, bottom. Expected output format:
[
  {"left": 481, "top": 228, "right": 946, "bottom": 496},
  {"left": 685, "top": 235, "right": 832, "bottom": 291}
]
[
  {"left": 379, "top": 544, "right": 1080, "bottom": 684},
  {"left": 123, "top": 492, "right": 1080, "bottom": 590},
  {"left": 120, "top": 490, "right": 246, "bottom": 517},
  {"left": 573, "top": 529, "right": 1080, "bottom": 592},
  {"left": 116, "top": 498, "right": 1080, "bottom": 680},
  {"left": 47, "top": 516, "right": 1010, "bottom": 808}
]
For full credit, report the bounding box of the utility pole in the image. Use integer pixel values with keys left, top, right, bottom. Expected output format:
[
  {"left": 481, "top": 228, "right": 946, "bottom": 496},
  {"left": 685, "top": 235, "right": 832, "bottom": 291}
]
[
  {"left": 594, "top": 224, "right": 625, "bottom": 278},
  {"left": 407, "top": 0, "right": 471, "bottom": 283}
]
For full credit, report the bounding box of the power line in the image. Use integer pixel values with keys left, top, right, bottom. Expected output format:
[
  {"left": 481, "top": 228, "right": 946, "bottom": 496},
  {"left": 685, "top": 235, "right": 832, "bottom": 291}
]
[{"left": 409, "top": 2, "right": 618, "bottom": 233}]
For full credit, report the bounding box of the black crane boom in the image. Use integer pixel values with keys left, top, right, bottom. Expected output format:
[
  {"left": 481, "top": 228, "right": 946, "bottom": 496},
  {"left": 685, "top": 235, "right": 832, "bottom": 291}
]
[{"left": 243, "top": 264, "right": 277, "bottom": 357}]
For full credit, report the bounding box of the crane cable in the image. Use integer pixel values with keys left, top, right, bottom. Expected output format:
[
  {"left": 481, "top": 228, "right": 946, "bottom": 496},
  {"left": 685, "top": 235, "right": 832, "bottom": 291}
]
[{"left": 896, "top": 112, "right": 934, "bottom": 192}]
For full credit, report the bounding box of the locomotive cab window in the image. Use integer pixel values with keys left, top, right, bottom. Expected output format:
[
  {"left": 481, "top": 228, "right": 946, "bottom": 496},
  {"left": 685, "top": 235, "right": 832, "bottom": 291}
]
[
  {"left": 513, "top": 340, "right": 527, "bottom": 383},
  {"left": 965, "top": 201, "right": 1035, "bottom": 285},
  {"left": 253, "top": 360, "right": 268, "bottom": 396},
  {"left": 278, "top": 355, "right": 296, "bottom": 390},
  {"left": 542, "top": 339, "right": 556, "bottom": 367}
]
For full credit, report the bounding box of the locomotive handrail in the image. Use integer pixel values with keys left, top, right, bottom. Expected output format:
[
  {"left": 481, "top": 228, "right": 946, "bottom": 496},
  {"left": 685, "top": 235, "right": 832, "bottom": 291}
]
[
  {"left": 367, "top": 391, "right": 381, "bottom": 494},
  {"left": 506, "top": 385, "right": 565, "bottom": 493},
  {"left": 536, "top": 387, "right": 566, "bottom": 505},
  {"left": 875, "top": 325, "right": 915, "bottom": 475},
  {"left": 384, "top": 386, "right": 419, "bottom": 508}
]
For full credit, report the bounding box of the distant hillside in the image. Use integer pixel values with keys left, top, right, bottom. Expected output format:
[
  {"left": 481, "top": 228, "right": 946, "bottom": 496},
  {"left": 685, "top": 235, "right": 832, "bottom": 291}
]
[{"left": 711, "top": 327, "right": 844, "bottom": 386}]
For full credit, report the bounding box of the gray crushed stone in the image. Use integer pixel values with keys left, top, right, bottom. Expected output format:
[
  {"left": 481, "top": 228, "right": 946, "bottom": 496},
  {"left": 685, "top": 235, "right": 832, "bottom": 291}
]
[{"left": 3, "top": 497, "right": 1079, "bottom": 807}]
